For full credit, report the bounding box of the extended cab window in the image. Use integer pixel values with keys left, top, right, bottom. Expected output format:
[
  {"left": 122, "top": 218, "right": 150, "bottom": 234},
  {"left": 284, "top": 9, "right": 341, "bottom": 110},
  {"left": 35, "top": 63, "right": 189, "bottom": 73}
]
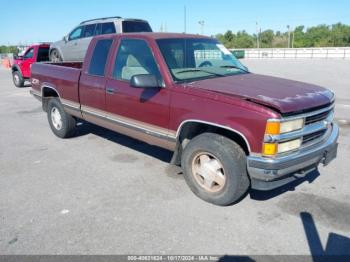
[
  {"left": 101, "top": 22, "right": 116, "bottom": 34},
  {"left": 88, "top": 39, "right": 113, "bottom": 76},
  {"left": 69, "top": 26, "right": 83, "bottom": 40},
  {"left": 113, "top": 39, "right": 161, "bottom": 81}
]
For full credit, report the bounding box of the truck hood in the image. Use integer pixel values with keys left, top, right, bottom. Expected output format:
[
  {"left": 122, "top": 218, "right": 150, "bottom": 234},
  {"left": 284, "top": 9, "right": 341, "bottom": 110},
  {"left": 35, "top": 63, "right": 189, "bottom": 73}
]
[{"left": 187, "top": 73, "right": 334, "bottom": 114}]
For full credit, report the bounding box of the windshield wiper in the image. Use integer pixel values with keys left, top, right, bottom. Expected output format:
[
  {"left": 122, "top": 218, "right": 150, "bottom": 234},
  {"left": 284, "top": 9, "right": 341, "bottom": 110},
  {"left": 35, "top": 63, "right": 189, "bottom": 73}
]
[
  {"left": 175, "top": 68, "right": 224, "bottom": 76},
  {"left": 220, "top": 65, "right": 249, "bottom": 73}
]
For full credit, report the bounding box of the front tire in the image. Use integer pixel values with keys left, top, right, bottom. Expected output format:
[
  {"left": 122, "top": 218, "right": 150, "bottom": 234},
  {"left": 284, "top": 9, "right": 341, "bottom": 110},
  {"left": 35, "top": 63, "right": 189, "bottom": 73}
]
[
  {"left": 47, "top": 98, "right": 76, "bottom": 138},
  {"left": 12, "top": 71, "right": 24, "bottom": 87},
  {"left": 181, "top": 133, "right": 250, "bottom": 206}
]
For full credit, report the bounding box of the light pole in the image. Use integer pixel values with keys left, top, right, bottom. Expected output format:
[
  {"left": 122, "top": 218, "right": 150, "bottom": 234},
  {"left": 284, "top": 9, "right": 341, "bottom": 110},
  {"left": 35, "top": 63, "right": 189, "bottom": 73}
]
[
  {"left": 198, "top": 20, "right": 205, "bottom": 35},
  {"left": 287, "top": 25, "right": 291, "bottom": 48},
  {"left": 256, "top": 21, "right": 260, "bottom": 48}
]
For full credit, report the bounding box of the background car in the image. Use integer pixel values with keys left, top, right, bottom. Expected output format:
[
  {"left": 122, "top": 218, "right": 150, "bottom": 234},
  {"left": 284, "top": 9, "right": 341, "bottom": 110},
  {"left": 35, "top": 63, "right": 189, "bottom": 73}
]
[
  {"left": 49, "top": 16, "right": 152, "bottom": 62},
  {"left": 11, "top": 43, "right": 50, "bottom": 87}
]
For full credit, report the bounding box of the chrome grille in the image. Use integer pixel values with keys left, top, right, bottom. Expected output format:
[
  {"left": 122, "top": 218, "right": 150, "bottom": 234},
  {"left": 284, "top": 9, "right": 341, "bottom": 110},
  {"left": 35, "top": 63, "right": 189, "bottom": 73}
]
[
  {"left": 302, "top": 129, "right": 327, "bottom": 145},
  {"left": 305, "top": 110, "right": 332, "bottom": 125}
]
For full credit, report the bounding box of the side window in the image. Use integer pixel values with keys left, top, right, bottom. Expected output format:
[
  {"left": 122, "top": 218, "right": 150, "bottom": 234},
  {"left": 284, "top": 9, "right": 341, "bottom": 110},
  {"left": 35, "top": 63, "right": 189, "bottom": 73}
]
[
  {"left": 113, "top": 39, "right": 161, "bottom": 81},
  {"left": 69, "top": 26, "right": 83, "bottom": 41},
  {"left": 23, "top": 48, "right": 34, "bottom": 59},
  {"left": 83, "top": 24, "right": 96, "bottom": 38},
  {"left": 101, "top": 22, "right": 116, "bottom": 34},
  {"left": 88, "top": 39, "right": 113, "bottom": 76},
  {"left": 37, "top": 47, "right": 49, "bottom": 62}
]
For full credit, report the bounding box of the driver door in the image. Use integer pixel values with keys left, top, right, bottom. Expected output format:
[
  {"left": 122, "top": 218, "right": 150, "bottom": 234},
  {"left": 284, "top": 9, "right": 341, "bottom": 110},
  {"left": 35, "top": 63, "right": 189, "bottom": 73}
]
[
  {"left": 21, "top": 47, "right": 35, "bottom": 78},
  {"left": 105, "top": 38, "right": 171, "bottom": 142}
]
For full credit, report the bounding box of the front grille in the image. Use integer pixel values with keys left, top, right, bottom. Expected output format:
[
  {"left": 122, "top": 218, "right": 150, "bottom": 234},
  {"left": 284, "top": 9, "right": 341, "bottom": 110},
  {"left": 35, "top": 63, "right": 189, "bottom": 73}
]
[
  {"left": 302, "top": 129, "right": 327, "bottom": 145},
  {"left": 305, "top": 110, "right": 331, "bottom": 125}
]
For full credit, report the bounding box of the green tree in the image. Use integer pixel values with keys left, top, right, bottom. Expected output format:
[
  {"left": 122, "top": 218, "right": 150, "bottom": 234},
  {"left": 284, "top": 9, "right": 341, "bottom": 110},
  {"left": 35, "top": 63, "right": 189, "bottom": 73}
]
[{"left": 260, "top": 30, "right": 274, "bottom": 48}]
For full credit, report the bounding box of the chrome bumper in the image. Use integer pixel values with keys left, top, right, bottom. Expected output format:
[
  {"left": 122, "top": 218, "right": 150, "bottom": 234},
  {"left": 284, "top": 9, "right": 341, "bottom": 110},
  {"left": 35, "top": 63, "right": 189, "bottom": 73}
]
[{"left": 247, "top": 123, "right": 339, "bottom": 190}]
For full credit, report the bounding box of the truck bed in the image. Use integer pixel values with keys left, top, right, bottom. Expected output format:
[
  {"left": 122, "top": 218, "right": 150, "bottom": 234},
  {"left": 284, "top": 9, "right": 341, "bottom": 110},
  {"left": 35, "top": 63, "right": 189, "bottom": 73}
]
[{"left": 31, "top": 62, "right": 82, "bottom": 104}]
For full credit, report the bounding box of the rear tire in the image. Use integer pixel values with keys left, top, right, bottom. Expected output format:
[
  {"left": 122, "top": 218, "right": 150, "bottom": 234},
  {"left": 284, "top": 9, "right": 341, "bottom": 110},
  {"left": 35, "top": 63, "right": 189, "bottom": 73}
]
[
  {"left": 47, "top": 98, "right": 76, "bottom": 138},
  {"left": 50, "top": 49, "right": 62, "bottom": 62},
  {"left": 12, "top": 71, "right": 24, "bottom": 87},
  {"left": 181, "top": 133, "right": 250, "bottom": 206}
]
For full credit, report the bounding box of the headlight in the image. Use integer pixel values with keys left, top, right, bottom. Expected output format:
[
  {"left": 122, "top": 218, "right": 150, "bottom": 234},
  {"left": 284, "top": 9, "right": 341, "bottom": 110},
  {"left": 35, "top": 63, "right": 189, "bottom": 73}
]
[
  {"left": 265, "top": 118, "right": 304, "bottom": 135},
  {"left": 278, "top": 139, "right": 302, "bottom": 154},
  {"left": 263, "top": 118, "right": 304, "bottom": 156},
  {"left": 263, "top": 139, "right": 302, "bottom": 156}
]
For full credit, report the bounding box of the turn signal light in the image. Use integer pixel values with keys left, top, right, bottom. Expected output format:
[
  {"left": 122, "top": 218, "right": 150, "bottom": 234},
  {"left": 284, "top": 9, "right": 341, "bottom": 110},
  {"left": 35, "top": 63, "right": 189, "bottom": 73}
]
[
  {"left": 263, "top": 143, "right": 277, "bottom": 156},
  {"left": 265, "top": 122, "right": 280, "bottom": 135}
]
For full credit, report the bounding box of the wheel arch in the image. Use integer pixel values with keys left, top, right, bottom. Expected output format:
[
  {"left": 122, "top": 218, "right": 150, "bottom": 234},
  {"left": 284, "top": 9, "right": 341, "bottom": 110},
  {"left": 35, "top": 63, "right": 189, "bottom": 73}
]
[
  {"left": 171, "top": 120, "right": 251, "bottom": 165},
  {"left": 49, "top": 47, "right": 64, "bottom": 61},
  {"left": 41, "top": 85, "right": 61, "bottom": 111},
  {"left": 11, "top": 64, "right": 21, "bottom": 74}
]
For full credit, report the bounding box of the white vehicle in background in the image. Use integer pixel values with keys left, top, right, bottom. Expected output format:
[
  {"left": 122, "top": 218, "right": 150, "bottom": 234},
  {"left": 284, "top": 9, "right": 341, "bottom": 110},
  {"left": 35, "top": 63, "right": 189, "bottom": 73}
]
[{"left": 49, "top": 16, "right": 152, "bottom": 62}]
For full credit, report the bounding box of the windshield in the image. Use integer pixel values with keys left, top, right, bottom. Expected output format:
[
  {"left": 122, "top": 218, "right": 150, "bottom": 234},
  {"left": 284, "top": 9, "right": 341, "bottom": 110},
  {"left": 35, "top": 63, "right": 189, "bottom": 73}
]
[{"left": 157, "top": 38, "right": 248, "bottom": 82}]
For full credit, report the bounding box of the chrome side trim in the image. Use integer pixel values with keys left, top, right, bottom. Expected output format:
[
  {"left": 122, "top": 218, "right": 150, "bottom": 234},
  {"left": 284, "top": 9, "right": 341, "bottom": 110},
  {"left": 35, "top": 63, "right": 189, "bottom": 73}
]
[
  {"left": 81, "top": 106, "right": 176, "bottom": 142},
  {"left": 176, "top": 119, "right": 251, "bottom": 153},
  {"left": 61, "top": 99, "right": 80, "bottom": 110}
]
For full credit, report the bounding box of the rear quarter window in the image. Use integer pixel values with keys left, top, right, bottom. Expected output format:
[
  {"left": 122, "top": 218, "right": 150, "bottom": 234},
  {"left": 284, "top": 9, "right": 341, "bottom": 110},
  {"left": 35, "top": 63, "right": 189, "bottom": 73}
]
[
  {"left": 122, "top": 21, "right": 152, "bottom": 33},
  {"left": 88, "top": 39, "right": 113, "bottom": 76}
]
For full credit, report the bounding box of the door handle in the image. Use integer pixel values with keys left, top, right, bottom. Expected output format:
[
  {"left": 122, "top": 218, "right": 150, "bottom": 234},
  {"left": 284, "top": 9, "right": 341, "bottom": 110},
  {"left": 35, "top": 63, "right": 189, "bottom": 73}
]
[{"left": 106, "top": 87, "right": 115, "bottom": 94}]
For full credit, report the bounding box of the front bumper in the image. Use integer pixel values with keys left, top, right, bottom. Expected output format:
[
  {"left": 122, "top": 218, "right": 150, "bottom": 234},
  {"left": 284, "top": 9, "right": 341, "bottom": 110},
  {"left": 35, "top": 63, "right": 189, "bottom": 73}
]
[{"left": 247, "top": 123, "right": 339, "bottom": 190}]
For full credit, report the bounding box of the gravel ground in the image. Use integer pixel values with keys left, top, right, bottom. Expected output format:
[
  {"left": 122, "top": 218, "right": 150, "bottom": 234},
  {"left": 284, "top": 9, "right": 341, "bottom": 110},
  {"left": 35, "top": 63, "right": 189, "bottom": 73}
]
[{"left": 0, "top": 61, "right": 349, "bottom": 256}]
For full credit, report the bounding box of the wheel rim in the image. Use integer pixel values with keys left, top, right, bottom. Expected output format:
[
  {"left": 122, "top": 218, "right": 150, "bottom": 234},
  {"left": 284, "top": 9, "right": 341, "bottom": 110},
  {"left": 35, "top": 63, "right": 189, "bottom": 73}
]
[
  {"left": 51, "top": 107, "right": 63, "bottom": 130},
  {"left": 191, "top": 152, "right": 226, "bottom": 193},
  {"left": 51, "top": 51, "right": 59, "bottom": 62},
  {"left": 14, "top": 74, "right": 19, "bottom": 85}
]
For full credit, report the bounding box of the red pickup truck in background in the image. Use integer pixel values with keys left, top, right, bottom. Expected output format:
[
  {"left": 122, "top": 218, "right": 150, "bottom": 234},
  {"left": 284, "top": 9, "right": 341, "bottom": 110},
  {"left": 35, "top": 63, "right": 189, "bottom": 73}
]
[
  {"left": 12, "top": 43, "right": 50, "bottom": 87},
  {"left": 30, "top": 33, "right": 338, "bottom": 206}
]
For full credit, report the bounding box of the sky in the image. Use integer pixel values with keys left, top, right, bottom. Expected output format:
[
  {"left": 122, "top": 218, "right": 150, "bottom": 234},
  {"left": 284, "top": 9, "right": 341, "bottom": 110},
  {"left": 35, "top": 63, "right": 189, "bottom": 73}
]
[{"left": 0, "top": 0, "right": 350, "bottom": 45}]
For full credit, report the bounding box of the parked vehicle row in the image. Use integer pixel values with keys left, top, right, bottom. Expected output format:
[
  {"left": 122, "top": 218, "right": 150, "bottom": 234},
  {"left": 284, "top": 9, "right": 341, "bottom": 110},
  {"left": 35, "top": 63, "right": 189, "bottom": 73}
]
[
  {"left": 30, "top": 33, "right": 339, "bottom": 205},
  {"left": 11, "top": 16, "right": 152, "bottom": 87}
]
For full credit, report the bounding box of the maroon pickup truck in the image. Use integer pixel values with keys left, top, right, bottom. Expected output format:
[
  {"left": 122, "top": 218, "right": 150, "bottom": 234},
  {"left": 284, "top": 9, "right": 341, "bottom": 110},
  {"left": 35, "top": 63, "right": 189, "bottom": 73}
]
[{"left": 30, "top": 33, "right": 338, "bottom": 206}]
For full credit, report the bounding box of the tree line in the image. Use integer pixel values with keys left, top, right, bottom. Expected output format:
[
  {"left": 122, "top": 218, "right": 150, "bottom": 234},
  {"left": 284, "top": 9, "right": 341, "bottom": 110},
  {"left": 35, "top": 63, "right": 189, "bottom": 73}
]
[
  {"left": 0, "top": 45, "right": 18, "bottom": 54},
  {"left": 216, "top": 23, "right": 350, "bottom": 49}
]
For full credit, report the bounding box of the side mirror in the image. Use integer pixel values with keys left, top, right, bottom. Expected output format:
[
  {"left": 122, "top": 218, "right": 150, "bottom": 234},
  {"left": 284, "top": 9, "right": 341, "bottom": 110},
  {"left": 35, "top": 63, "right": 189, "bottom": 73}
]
[
  {"left": 130, "top": 74, "right": 160, "bottom": 89},
  {"left": 63, "top": 35, "right": 68, "bottom": 42}
]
